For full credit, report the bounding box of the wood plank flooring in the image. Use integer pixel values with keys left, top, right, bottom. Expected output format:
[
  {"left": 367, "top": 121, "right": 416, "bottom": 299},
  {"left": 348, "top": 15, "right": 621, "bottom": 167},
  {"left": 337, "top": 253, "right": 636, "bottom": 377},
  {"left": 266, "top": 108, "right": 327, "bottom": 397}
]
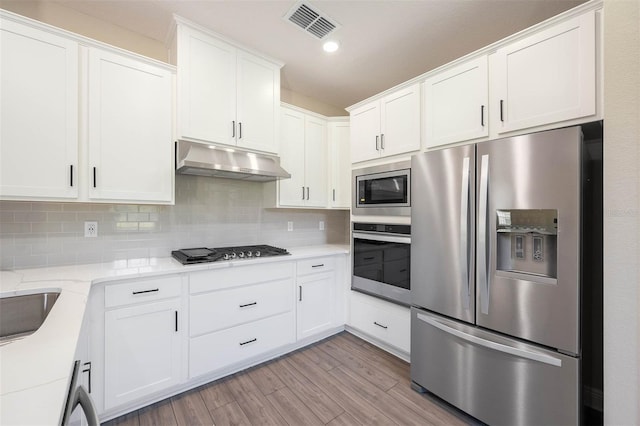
[{"left": 103, "top": 332, "right": 472, "bottom": 426}]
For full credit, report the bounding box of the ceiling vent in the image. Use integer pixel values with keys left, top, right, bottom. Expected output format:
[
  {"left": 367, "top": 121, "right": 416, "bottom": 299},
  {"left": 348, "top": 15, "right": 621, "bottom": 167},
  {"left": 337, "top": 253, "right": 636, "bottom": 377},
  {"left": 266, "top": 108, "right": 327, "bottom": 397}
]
[{"left": 284, "top": 2, "right": 339, "bottom": 40}]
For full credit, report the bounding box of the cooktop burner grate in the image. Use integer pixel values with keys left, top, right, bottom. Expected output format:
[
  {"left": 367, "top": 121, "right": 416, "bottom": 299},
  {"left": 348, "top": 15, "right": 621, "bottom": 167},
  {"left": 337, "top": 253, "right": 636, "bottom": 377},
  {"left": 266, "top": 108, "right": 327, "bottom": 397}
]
[{"left": 171, "top": 244, "right": 289, "bottom": 265}]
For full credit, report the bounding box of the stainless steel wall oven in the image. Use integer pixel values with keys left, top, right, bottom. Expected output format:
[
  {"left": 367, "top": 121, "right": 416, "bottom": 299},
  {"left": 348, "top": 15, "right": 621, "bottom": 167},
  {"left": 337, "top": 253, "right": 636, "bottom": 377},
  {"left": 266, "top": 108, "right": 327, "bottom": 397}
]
[{"left": 352, "top": 223, "right": 411, "bottom": 306}]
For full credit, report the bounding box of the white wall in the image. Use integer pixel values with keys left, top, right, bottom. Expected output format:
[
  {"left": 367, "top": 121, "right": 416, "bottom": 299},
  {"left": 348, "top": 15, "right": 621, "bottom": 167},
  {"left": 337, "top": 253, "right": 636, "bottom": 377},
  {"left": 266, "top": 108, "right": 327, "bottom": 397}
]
[
  {"left": 0, "top": 175, "right": 349, "bottom": 269},
  {"left": 603, "top": 0, "right": 640, "bottom": 424}
]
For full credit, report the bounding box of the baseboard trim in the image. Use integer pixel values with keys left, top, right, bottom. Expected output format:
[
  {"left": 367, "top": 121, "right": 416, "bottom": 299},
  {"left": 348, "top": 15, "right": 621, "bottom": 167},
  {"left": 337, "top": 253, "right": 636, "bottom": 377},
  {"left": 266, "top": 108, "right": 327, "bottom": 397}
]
[{"left": 345, "top": 325, "right": 410, "bottom": 362}]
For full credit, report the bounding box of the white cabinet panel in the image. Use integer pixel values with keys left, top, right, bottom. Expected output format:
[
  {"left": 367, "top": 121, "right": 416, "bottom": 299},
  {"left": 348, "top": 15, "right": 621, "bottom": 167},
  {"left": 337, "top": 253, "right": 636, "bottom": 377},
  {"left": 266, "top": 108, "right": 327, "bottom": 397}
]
[
  {"left": 349, "top": 291, "right": 410, "bottom": 353},
  {"left": 178, "top": 27, "right": 236, "bottom": 145},
  {"left": 104, "top": 298, "right": 182, "bottom": 409},
  {"left": 492, "top": 11, "right": 596, "bottom": 134},
  {"left": 328, "top": 120, "right": 350, "bottom": 209},
  {"left": 87, "top": 48, "right": 173, "bottom": 203},
  {"left": 190, "top": 311, "right": 295, "bottom": 379},
  {"left": 297, "top": 271, "right": 335, "bottom": 340},
  {"left": 176, "top": 22, "right": 281, "bottom": 154},
  {"left": 277, "top": 107, "right": 327, "bottom": 208},
  {"left": 350, "top": 84, "right": 420, "bottom": 163},
  {"left": 190, "top": 278, "right": 293, "bottom": 336},
  {"left": 0, "top": 18, "right": 78, "bottom": 199},
  {"left": 424, "top": 56, "right": 489, "bottom": 147}
]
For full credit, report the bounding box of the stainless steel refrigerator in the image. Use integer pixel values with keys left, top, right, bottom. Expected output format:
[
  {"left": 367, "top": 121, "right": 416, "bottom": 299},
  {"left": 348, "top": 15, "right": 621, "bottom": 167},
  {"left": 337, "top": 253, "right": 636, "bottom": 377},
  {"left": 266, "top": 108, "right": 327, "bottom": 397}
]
[{"left": 410, "top": 125, "right": 602, "bottom": 425}]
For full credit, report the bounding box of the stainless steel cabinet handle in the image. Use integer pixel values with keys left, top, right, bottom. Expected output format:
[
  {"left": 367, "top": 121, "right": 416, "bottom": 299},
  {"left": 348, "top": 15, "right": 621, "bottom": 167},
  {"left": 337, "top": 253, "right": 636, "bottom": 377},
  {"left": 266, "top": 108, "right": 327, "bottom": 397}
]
[
  {"left": 417, "top": 313, "right": 562, "bottom": 367},
  {"left": 481, "top": 105, "right": 485, "bottom": 126},
  {"left": 375, "top": 135, "right": 379, "bottom": 151},
  {"left": 306, "top": 187, "right": 310, "bottom": 200},
  {"left": 132, "top": 288, "right": 159, "bottom": 295},
  {"left": 232, "top": 120, "right": 236, "bottom": 138},
  {"left": 477, "top": 154, "right": 490, "bottom": 315},
  {"left": 374, "top": 321, "right": 388, "bottom": 329},
  {"left": 459, "top": 156, "right": 471, "bottom": 310},
  {"left": 499, "top": 100, "right": 504, "bottom": 122},
  {"left": 239, "top": 302, "right": 257, "bottom": 308},
  {"left": 332, "top": 189, "right": 336, "bottom": 201},
  {"left": 380, "top": 133, "right": 385, "bottom": 149},
  {"left": 239, "top": 338, "right": 257, "bottom": 346},
  {"left": 70, "top": 165, "right": 74, "bottom": 187},
  {"left": 238, "top": 122, "right": 242, "bottom": 139},
  {"left": 299, "top": 285, "right": 302, "bottom": 301},
  {"left": 302, "top": 186, "right": 305, "bottom": 200}
]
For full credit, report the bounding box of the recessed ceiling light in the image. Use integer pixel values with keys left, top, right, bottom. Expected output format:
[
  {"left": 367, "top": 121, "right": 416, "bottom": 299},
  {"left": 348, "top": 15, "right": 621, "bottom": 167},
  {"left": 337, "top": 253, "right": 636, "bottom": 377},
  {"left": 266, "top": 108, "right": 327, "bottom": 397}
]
[{"left": 323, "top": 40, "right": 340, "bottom": 53}]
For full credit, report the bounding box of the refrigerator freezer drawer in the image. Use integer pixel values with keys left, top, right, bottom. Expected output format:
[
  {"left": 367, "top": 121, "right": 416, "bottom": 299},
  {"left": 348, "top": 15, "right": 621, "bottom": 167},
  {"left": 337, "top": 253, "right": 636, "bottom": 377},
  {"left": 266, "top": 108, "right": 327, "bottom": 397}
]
[{"left": 410, "top": 308, "right": 579, "bottom": 426}]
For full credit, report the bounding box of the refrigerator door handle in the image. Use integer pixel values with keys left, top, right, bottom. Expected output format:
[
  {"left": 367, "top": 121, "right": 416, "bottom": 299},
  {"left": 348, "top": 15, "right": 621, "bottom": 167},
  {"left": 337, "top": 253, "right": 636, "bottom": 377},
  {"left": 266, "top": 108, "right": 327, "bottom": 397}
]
[
  {"left": 478, "top": 154, "right": 490, "bottom": 314},
  {"left": 416, "top": 313, "right": 562, "bottom": 367},
  {"left": 459, "top": 156, "right": 471, "bottom": 309}
]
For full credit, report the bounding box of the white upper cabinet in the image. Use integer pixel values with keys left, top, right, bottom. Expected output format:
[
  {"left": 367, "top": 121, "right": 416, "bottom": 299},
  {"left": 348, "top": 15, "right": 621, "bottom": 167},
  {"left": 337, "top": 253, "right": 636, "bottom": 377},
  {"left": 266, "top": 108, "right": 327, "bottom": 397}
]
[
  {"left": 0, "top": 18, "right": 79, "bottom": 200},
  {"left": 175, "top": 21, "right": 281, "bottom": 154},
  {"left": 87, "top": 48, "right": 173, "bottom": 203},
  {"left": 492, "top": 10, "right": 596, "bottom": 134},
  {"left": 328, "top": 120, "right": 351, "bottom": 209},
  {"left": 424, "top": 56, "right": 489, "bottom": 148},
  {"left": 278, "top": 107, "right": 327, "bottom": 208},
  {"left": 350, "top": 84, "right": 420, "bottom": 163}
]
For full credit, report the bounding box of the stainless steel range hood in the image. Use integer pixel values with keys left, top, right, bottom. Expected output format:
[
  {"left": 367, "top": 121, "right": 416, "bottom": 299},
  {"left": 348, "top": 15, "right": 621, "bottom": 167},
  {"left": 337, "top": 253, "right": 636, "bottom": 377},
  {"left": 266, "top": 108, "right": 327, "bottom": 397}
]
[{"left": 175, "top": 140, "right": 291, "bottom": 182}]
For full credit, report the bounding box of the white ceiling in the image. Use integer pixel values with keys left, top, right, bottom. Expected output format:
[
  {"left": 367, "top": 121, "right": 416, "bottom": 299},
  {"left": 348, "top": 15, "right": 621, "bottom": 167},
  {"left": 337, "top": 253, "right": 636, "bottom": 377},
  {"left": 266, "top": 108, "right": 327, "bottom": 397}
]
[{"left": 50, "top": 0, "right": 585, "bottom": 110}]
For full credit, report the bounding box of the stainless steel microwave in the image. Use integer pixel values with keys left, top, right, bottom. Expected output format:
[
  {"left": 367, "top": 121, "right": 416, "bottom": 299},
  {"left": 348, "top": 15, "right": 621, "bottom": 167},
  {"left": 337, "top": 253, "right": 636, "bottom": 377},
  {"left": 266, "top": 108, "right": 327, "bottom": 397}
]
[{"left": 352, "top": 161, "right": 411, "bottom": 216}]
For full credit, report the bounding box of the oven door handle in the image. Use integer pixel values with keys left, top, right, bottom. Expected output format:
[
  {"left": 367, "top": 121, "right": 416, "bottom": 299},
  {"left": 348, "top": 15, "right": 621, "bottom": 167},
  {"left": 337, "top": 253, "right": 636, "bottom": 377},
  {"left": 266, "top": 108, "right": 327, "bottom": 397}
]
[{"left": 353, "top": 232, "right": 411, "bottom": 244}]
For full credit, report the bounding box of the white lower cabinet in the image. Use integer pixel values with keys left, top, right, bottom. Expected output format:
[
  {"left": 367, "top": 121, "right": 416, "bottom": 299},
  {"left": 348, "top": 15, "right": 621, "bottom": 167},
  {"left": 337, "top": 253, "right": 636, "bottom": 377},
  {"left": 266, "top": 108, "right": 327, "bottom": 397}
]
[
  {"left": 296, "top": 257, "right": 337, "bottom": 340},
  {"left": 190, "top": 311, "right": 295, "bottom": 378},
  {"left": 104, "top": 298, "right": 182, "bottom": 410},
  {"left": 349, "top": 291, "right": 410, "bottom": 354}
]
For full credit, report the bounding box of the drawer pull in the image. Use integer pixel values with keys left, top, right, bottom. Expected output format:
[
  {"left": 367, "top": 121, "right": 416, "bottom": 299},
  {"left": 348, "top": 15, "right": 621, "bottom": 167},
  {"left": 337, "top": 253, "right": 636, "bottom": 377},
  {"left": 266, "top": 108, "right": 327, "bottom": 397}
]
[
  {"left": 374, "top": 321, "right": 388, "bottom": 329},
  {"left": 239, "top": 338, "right": 257, "bottom": 346},
  {"left": 363, "top": 256, "right": 375, "bottom": 261},
  {"left": 311, "top": 264, "right": 325, "bottom": 268},
  {"left": 132, "top": 288, "right": 159, "bottom": 295},
  {"left": 239, "top": 302, "right": 257, "bottom": 308}
]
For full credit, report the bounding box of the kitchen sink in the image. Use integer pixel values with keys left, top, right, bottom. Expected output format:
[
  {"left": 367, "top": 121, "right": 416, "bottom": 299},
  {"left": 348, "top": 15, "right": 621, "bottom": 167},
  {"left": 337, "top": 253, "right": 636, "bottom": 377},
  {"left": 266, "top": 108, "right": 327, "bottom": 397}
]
[{"left": 0, "top": 291, "right": 60, "bottom": 345}]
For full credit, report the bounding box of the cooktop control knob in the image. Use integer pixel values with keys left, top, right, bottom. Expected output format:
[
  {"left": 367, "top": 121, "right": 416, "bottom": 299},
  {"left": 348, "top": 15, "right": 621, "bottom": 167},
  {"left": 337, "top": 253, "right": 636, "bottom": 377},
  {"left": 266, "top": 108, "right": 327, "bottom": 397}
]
[
  {"left": 255, "top": 251, "right": 261, "bottom": 257},
  {"left": 223, "top": 253, "right": 230, "bottom": 260},
  {"left": 246, "top": 251, "right": 253, "bottom": 257},
  {"left": 238, "top": 252, "right": 245, "bottom": 258}
]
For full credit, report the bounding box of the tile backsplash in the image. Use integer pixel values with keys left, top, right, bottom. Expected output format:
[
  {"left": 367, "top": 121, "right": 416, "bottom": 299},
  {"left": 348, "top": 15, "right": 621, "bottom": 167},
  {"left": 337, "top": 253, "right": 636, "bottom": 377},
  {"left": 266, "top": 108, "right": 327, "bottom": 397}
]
[{"left": 0, "top": 175, "right": 350, "bottom": 269}]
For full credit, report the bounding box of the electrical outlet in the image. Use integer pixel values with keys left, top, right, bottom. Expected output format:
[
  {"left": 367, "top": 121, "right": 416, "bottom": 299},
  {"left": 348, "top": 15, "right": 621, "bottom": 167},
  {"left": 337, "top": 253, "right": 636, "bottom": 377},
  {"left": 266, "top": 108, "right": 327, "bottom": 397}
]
[
  {"left": 84, "top": 221, "right": 98, "bottom": 238},
  {"left": 287, "top": 221, "right": 293, "bottom": 232},
  {"left": 319, "top": 221, "right": 325, "bottom": 230}
]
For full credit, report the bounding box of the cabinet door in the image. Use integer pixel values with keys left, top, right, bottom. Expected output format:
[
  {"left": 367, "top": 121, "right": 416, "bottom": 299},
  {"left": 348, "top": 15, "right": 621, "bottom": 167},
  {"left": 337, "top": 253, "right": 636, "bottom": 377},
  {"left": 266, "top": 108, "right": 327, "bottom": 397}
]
[
  {"left": 380, "top": 83, "right": 421, "bottom": 157},
  {"left": 304, "top": 115, "right": 327, "bottom": 208},
  {"left": 236, "top": 51, "right": 280, "bottom": 154},
  {"left": 104, "top": 299, "right": 181, "bottom": 409},
  {"left": 328, "top": 121, "right": 351, "bottom": 209},
  {"left": 493, "top": 11, "right": 596, "bottom": 134},
  {"left": 177, "top": 26, "right": 236, "bottom": 145},
  {"left": 87, "top": 48, "right": 173, "bottom": 203},
  {"left": 297, "top": 271, "right": 335, "bottom": 340},
  {"left": 350, "top": 101, "right": 381, "bottom": 163},
  {"left": 425, "top": 57, "right": 489, "bottom": 147},
  {"left": 0, "top": 19, "right": 78, "bottom": 199},
  {"left": 278, "top": 108, "right": 306, "bottom": 206}
]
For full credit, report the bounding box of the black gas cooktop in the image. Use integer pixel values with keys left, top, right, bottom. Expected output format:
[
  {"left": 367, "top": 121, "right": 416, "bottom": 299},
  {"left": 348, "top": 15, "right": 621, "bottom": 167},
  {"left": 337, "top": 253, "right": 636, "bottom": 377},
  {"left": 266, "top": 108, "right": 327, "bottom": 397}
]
[{"left": 171, "top": 245, "right": 290, "bottom": 265}]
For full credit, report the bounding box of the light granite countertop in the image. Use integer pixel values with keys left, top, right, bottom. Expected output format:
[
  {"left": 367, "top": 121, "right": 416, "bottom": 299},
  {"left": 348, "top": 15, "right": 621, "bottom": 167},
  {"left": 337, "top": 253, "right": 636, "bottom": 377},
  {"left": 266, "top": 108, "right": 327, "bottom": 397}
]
[{"left": 0, "top": 244, "right": 349, "bottom": 425}]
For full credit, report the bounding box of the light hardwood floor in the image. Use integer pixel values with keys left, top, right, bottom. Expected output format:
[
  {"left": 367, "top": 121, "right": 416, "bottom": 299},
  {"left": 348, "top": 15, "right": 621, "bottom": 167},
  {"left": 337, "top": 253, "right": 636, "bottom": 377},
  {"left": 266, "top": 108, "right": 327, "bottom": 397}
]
[{"left": 103, "top": 332, "right": 472, "bottom": 426}]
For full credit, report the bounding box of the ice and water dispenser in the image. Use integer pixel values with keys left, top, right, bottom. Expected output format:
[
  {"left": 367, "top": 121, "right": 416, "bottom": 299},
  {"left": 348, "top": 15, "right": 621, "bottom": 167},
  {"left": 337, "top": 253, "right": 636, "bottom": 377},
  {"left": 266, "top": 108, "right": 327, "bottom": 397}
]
[{"left": 496, "top": 209, "right": 558, "bottom": 280}]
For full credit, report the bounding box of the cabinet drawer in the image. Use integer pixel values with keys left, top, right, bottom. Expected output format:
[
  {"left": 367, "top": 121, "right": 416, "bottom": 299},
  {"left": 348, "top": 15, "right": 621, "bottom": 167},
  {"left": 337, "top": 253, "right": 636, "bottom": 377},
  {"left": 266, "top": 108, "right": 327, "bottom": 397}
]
[
  {"left": 349, "top": 291, "right": 410, "bottom": 353},
  {"left": 190, "top": 278, "right": 293, "bottom": 336},
  {"left": 297, "top": 257, "right": 335, "bottom": 276},
  {"left": 189, "top": 311, "right": 295, "bottom": 378},
  {"left": 105, "top": 276, "right": 182, "bottom": 308},
  {"left": 190, "top": 262, "right": 294, "bottom": 294}
]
